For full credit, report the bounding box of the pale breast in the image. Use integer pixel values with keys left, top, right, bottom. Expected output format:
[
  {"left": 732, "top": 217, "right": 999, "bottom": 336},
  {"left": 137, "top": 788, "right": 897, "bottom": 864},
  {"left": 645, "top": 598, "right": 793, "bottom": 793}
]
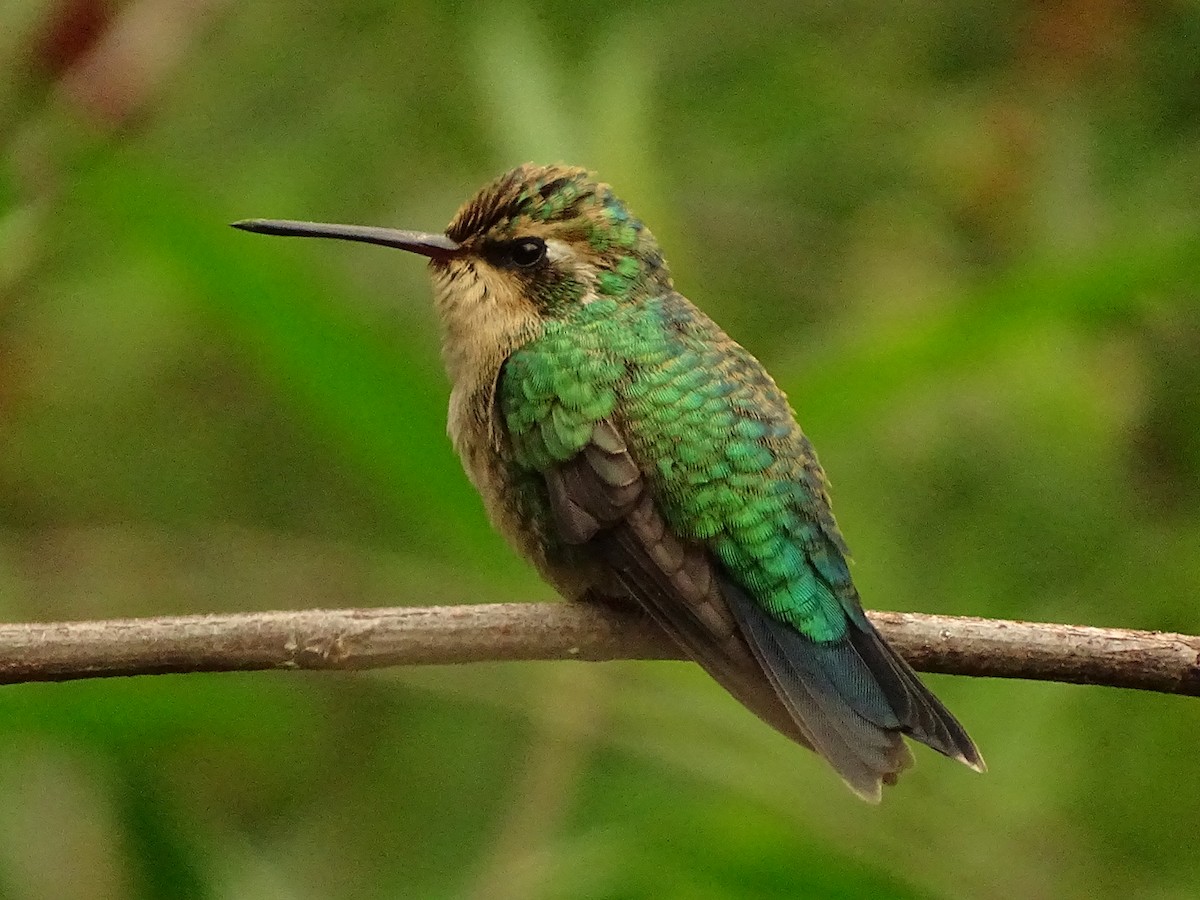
[
  {"left": 447, "top": 380, "right": 598, "bottom": 602},
  {"left": 432, "top": 258, "right": 597, "bottom": 599}
]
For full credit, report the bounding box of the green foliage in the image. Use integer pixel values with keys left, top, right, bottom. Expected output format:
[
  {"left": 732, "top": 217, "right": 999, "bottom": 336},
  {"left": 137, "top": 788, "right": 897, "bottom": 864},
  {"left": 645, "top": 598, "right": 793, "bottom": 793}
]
[{"left": 2, "top": 1, "right": 1199, "bottom": 897}]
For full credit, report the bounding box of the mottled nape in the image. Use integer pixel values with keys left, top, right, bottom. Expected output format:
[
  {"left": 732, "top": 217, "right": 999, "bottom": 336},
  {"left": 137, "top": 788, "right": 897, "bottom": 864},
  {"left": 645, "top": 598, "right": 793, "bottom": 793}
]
[{"left": 234, "top": 163, "right": 983, "bottom": 801}]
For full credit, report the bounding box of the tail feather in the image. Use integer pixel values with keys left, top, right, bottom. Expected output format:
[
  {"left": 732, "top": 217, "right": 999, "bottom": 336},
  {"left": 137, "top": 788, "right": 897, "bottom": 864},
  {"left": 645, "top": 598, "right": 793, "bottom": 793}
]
[
  {"left": 848, "top": 625, "right": 985, "bottom": 771},
  {"left": 759, "top": 661, "right": 905, "bottom": 800},
  {"left": 723, "top": 579, "right": 983, "bottom": 798}
]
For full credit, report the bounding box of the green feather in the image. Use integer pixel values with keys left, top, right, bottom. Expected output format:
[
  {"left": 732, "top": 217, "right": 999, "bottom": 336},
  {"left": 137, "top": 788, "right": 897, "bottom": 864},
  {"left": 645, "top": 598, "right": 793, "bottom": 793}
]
[{"left": 501, "top": 293, "right": 852, "bottom": 642}]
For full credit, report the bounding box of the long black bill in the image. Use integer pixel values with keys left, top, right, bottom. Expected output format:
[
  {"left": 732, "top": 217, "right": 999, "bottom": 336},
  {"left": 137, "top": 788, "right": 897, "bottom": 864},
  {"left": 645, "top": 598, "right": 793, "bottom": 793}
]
[{"left": 231, "top": 219, "right": 461, "bottom": 260}]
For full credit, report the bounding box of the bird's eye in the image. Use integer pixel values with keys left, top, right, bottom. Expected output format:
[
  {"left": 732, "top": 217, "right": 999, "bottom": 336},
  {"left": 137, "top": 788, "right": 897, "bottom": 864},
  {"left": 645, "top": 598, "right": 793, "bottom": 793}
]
[{"left": 508, "top": 238, "right": 546, "bottom": 268}]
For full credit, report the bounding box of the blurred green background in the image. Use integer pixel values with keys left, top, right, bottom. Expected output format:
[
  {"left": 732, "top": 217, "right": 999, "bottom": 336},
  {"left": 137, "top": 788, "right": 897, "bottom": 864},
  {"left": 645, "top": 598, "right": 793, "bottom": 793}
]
[{"left": 3, "top": 1, "right": 1200, "bottom": 897}]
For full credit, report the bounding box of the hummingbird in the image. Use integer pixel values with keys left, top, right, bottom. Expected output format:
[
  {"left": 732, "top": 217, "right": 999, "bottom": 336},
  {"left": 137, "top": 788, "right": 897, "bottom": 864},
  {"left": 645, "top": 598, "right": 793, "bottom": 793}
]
[{"left": 233, "top": 164, "right": 984, "bottom": 800}]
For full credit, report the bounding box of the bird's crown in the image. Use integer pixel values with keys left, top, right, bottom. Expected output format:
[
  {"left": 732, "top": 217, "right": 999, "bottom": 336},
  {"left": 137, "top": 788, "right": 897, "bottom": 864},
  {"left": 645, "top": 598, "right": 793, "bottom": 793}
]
[{"left": 444, "top": 164, "right": 671, "bottom": 302}]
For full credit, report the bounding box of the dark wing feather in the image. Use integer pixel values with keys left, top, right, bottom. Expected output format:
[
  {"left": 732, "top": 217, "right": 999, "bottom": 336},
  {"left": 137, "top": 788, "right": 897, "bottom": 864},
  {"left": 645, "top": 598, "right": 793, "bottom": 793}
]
[
  {"left": 545, "top": 420, "right": 983, "bottom": 799},
  {"left": 546, "top": 421, "right": 813, "bottom": 749}
]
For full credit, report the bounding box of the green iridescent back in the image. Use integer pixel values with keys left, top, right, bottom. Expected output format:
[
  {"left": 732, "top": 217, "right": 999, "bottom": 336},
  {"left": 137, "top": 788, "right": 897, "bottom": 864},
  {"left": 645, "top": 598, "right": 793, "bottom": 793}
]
[{"left": 501, "top": 293, "right": 855, "bottom": 643}]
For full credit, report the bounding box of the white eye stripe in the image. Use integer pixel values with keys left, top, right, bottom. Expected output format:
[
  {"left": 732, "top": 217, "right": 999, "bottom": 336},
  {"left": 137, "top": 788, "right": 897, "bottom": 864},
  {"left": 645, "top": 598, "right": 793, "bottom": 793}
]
[
  {"left": 544, "top": 238, "right": 575, "bottom": 263},
  {"left": 543, "top": 238, "right": 602, "bottom": 303}
]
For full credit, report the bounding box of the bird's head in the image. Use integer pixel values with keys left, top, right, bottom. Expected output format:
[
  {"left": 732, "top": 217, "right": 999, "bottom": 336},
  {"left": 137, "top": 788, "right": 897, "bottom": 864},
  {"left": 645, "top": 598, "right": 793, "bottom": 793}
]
[
  {"left": 436, "top": 163, "right": 672, "bottom": 312},
  {"left": 234, "top": 164, "right": 673, "bottom": 381},
  {"left": 235, "top": 163, "right": 671, "bottom": 312}
]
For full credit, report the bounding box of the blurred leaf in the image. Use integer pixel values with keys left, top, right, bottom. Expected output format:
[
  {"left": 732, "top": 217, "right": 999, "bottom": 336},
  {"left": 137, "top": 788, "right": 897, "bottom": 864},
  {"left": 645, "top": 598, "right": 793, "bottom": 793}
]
[
  {"left": 67, "top": 144, "right": 520, "bottom": 577},
  {"left": 788, "top": 228, "right": 1200, "bottom": 430}
]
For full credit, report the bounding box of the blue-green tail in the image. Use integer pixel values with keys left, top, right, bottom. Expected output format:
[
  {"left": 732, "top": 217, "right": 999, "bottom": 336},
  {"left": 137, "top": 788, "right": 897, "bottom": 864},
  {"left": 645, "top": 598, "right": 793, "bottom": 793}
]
[{"left": 723, "top": 579, "right": 985, "bottom": 801}]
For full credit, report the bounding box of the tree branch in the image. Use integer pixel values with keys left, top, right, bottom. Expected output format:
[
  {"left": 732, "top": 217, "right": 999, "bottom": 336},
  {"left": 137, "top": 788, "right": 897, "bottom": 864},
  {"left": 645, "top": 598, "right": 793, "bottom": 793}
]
[{"left": 0, "top": 604, "right": 1196, "bottom": 696}]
